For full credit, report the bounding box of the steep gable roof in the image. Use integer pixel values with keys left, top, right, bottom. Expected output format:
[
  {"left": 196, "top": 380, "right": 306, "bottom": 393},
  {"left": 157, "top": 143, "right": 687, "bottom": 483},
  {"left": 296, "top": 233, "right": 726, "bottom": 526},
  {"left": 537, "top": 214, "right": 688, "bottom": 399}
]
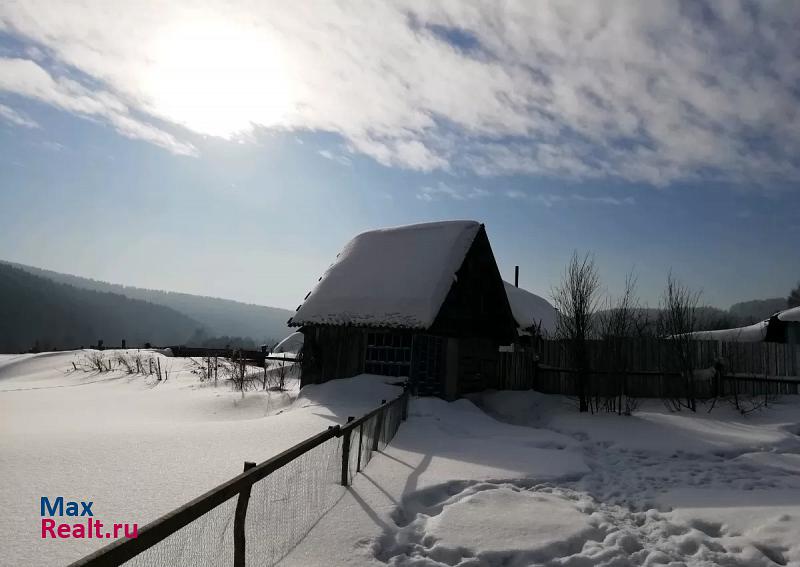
[{"left": 289, "top": 221, "right": 481, "bottom": 329}]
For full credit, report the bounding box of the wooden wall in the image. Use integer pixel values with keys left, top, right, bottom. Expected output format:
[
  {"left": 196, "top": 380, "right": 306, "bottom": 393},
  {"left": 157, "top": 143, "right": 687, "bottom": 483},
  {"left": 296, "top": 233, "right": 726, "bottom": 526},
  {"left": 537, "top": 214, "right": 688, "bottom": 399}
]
[
  {"left": 457, "top": 337, "right": 501, "bottom": 395},
  {"left": 431, "top": 225, "right": 517, "bottom": 344},
  {"left": 300, "top": 326, "right": 367, "bottom": 387}
]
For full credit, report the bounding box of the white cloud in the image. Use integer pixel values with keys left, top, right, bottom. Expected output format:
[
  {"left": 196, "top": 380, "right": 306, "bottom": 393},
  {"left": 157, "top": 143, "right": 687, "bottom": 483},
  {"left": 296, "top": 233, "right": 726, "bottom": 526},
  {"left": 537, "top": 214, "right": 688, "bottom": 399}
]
[
  {"left": 417, "top": 181, "right": 489, "bottom": 201},
  {"left": 508, "top": 190, "right": 634, "bottom": 207},
  {"left": 0, "top": 1, "right": 799, "bottom": 185},
  {"left": 0, "top": 102, "right": 38, "bottom": 127},
  {"left": 569, "top": 194, "right": 635, "bottom": 206},
  {"left": 318, "top": 149, "right": 352, "bottom": 166},
  {"left": 0, "top": 57, "right": 195, "bottom": 155}
]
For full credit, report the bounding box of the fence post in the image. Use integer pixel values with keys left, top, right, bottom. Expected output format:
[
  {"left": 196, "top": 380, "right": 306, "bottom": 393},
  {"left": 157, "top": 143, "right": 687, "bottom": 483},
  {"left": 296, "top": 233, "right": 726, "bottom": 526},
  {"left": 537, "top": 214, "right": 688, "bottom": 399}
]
[
  {"left": 372, "top": 400, "right": 386, "bottom": 452},
  {"left": 341, "top": 416, "right": 355, "bottom": 486},
  {"left": 401, "top": 384, "right": 409, "bottom": 421},
  {"left": 234, "top": 461, "right": 256, "bottom": 567},
  {"left": 356, "top": 423, "right": 364, "bottom": 472}
]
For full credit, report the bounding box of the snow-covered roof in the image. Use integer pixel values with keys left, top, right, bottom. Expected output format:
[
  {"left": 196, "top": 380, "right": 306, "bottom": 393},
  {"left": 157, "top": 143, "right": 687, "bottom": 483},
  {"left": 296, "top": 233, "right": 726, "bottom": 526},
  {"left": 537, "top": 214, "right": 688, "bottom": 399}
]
[
  {"left": 503, "top": 281, "right": 557, "bottom": 335},
  {"left": 272, "top": 331, "right": 304, "bottom": 354},
  {"left": 289, "top": 221, "right": 482, "bottom": 329},
  {"left": 687, "top": 320, "right": 769, "bottom": 342},
  {"left": 778, "top": 306, "right": 800, "bottom": 323}
]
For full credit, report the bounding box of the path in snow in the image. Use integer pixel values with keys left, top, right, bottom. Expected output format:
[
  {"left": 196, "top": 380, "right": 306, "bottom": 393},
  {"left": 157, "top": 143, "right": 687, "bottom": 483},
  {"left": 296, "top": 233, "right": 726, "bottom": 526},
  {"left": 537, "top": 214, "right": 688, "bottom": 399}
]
[
  {"left": 570, "top": 440, "right": 800, "bottom": 512},
  {"left": 375, "top": 454, "right": 800, "bottom": 566},
  {"left": 369, "top": 396, "right": 800, "bottom": 567},
  {"left": 377, "top": 480, "right": 790, "bottom": 567}
]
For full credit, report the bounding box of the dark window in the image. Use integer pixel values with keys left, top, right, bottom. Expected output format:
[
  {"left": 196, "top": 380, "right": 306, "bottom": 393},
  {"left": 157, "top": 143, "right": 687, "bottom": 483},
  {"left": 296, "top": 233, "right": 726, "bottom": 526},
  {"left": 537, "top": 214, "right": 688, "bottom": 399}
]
[{"left": 364, "top": 331, "right": 412, "bottom": 377}]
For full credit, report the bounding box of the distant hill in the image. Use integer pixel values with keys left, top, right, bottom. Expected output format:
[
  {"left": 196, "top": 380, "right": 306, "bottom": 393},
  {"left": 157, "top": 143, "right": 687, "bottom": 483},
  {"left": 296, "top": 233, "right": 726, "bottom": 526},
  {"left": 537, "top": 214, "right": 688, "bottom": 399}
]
[
  {"left": 0, "top": 263, "right": 201, "bottom": 352},
  {"left": 596, "top": 303, "right": 783, "bottom": 335},
  {"left": 729, "top": 298, "right": 788, "bottom": 324},
  {"left": 3, "top": 261, "right": 294, "bottom": 346}
]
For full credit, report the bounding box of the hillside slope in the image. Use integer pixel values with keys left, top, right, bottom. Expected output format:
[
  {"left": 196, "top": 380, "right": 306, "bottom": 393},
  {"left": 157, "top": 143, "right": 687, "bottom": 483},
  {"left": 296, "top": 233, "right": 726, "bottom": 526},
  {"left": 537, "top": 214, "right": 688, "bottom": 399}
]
[
  {"left": 3, "top": 261, "right": 294, "bottom": 344},
  {"left": 729, "top": 298, "right": 788, "bottom": 323},
  {"left": 0, "top": 263, "right": 201, "bottom": 352}
]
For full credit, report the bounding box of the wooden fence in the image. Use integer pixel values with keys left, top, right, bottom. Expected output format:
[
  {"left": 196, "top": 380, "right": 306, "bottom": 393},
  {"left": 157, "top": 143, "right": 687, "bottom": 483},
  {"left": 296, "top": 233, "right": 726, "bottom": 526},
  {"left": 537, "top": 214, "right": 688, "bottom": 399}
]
[
  {"left": 168, "top": 346, "right": 273, "bottom": 365},
  {"left": 498, "top": 338, "right": 800, "bottom": 399}
]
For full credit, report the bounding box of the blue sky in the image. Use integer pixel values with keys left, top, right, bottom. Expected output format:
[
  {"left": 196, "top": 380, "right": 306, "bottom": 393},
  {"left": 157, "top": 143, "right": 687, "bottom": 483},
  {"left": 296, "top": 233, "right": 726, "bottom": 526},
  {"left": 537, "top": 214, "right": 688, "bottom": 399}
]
[{"left": 1, "top": 2, "right": 799, "bottom": 310}]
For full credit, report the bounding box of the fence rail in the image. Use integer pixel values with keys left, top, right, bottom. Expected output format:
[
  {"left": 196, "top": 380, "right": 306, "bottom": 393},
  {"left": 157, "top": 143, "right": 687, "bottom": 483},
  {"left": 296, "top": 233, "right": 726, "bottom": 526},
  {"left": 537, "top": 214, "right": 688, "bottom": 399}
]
[
  {"left": 167, "top": 346, "right": 299, "bottom": 366},
  {"left": 69, "top": 384, "right": 410, "bottom": 567}
]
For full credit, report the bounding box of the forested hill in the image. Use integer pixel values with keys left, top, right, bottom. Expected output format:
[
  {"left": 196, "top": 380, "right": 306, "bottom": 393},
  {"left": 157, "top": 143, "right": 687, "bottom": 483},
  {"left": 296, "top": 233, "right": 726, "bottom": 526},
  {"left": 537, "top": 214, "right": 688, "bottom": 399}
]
[
  {"left": 2, "top": 261, "right": 294, "bottom": 345},
  {"left": 728, "top": 298, "right": 788, "bottom": 323},
  {"left": 0, "top": 263, "right": 202, "bottom": 352}
]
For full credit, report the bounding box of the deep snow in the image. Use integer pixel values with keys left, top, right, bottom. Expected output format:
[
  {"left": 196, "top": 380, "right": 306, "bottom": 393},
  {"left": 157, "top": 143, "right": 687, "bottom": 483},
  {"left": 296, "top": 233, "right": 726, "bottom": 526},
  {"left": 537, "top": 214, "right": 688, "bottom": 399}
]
[
  {"left": 3, "top": 352, "right": 800, "bottom": 566},
  {"left": 0, "top": 351, "right": 400, "bottom": 566},
  {"left": 282, "top": 391, "right": 800, "bottom": 567}
]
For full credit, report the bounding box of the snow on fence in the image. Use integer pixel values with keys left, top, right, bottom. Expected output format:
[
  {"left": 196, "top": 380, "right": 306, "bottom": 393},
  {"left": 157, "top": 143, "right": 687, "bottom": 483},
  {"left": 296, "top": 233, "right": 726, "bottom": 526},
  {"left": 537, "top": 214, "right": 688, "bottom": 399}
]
[
  {"left": 499, "top": 338, "right": 800, "bottom": 398},
  {"left": 68, "top": 385, "right": 410, "bottom": 567}
]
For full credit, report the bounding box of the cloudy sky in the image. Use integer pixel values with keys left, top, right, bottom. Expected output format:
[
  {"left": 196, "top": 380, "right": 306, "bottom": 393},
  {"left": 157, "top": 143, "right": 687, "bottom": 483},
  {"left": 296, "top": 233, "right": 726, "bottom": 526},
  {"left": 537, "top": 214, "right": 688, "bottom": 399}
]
[{"left": 1, "top": 0, "right": 798, "bottom": 309}]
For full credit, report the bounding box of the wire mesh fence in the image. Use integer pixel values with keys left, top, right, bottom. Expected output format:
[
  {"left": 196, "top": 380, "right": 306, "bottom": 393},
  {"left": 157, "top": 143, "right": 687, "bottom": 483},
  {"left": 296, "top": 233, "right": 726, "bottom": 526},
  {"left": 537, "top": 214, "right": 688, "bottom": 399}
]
[
  {"left": 121, "top": 497, "right": 238, "bottom": 567},
  {"left": 340, "top": 393, "right": 407, "bottom": 486},
  {"left": 244, "top": 436, "right": 343, "bottom": 567},
  {"left": 70, "top": 384, "right": 409, "bottom": 567}
]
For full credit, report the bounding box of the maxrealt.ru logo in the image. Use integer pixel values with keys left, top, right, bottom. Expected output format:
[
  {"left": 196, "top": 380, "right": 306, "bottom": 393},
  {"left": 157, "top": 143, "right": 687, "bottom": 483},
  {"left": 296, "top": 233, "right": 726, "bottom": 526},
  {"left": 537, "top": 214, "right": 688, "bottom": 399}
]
[{"left": 40, "top": 497, "right": 138, "bottom": 540}]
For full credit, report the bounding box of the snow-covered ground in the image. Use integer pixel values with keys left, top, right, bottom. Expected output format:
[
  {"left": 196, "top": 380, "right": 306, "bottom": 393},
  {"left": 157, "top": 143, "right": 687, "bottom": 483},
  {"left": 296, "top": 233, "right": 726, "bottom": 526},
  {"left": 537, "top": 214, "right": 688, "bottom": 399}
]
[
  {"left": 0, "top": 350, "right": 398, "bottom": 566},
  {"left": 283, "top": 392, "right": 800, "bottom": 567},
  {"left": 4, "top": 351, "right": 800, "bottom": 566}
]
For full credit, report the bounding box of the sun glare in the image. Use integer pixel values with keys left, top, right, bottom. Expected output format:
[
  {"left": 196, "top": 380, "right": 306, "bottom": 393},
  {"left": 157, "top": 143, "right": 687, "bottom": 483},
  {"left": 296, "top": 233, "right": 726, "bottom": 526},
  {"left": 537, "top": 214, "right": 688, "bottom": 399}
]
[{"left": 145, "top": 20, "right": 294, "bottom": 138}]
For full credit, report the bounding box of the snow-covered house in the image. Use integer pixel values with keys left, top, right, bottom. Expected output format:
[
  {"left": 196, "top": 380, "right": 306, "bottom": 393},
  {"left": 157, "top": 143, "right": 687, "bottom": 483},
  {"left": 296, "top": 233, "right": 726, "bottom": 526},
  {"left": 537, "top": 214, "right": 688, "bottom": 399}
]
[{"left": 288, "top": 220, "right": 518, "bottom": 399}]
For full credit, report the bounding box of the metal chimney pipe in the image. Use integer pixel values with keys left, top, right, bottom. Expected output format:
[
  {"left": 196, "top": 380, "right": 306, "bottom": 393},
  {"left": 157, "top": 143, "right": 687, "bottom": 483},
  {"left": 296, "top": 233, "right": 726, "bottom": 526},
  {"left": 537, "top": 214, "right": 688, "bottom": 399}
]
[{"left": 514, "top": 265, "right": 519, "bottom": 287}]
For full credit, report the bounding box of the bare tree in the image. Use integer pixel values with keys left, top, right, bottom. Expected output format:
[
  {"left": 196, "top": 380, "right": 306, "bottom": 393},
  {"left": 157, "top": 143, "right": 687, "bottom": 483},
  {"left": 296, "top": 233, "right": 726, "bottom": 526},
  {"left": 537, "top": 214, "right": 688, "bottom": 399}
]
[
  {"left": 223, "top": 350, "right": 258, "bottom": 397},
  {"left": 552, "top": 252, "right": 601, "bottom": 413},
  {"left": 598, "top": 270, "right": 643, "bottom": 414},
  {"left": 657, "top": 271, "right": 701, "bottom": 412},
  {"left": 599, "top": 271, "right": 640, "bottom": 339}
]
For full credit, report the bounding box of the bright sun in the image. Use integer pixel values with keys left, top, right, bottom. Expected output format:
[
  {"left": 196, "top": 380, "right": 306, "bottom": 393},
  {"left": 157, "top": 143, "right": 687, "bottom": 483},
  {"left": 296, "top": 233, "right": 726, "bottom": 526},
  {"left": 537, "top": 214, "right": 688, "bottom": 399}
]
[{"left": 145, "top": 20, "right": 294, "bottom": 138}]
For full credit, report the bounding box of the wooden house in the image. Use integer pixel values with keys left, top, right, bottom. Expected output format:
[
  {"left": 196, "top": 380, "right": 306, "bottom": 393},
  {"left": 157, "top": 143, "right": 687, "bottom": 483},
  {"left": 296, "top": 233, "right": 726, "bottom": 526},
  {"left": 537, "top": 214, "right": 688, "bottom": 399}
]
[{"left": 288, "top": 220, "right": 519, "bottom": 399}]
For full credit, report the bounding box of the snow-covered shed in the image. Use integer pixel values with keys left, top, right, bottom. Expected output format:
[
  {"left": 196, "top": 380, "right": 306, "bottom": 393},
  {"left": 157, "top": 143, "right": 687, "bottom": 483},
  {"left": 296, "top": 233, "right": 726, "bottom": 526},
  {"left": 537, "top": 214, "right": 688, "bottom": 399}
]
[{"left": 289, "top": 220, "right": 518, "bottom": 398}]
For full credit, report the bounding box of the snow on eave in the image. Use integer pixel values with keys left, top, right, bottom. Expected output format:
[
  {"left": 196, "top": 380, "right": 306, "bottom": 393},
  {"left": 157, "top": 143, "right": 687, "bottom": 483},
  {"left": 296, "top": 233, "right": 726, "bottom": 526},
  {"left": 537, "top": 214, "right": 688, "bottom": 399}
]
[
  {"left": 503, "top": 281, "right": 557, "bottom": 336},
  {"left": 288, "top": 220, "right": 482, "bottom": 329},
  {"left": 685, "top": 320, "right": 769, "bottom": 342},
  {"left": 272, "top": 331, "right": 304, "bottom": 354},
  {"left": 777, "top": 306, "right": 800, "bottom": 323}
]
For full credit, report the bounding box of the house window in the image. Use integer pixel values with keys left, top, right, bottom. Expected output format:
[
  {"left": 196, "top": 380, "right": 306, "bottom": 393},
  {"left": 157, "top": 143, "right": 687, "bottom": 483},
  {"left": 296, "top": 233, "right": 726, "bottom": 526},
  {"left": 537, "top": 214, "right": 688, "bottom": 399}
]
[{"left": 365, "top": 332, "right": 412, "bottom": 377}]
